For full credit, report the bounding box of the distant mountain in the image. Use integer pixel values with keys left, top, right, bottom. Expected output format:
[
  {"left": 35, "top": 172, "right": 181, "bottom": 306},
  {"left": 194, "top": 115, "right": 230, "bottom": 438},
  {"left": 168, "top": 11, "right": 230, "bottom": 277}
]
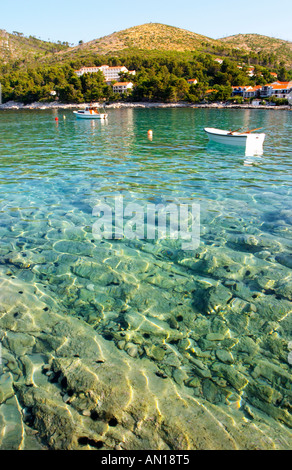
[
  {"left": 0, "top": 29, "right": 69, "bottom": 62},
  {"left": 220, "top": 33, "right": 292, "bottom": 65}
]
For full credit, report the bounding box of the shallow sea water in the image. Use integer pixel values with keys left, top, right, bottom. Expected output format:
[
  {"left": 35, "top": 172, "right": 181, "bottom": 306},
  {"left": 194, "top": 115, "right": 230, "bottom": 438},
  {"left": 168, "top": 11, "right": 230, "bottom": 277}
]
[{"left": 0, "top": 107, "right": 291, "bottom": 450}]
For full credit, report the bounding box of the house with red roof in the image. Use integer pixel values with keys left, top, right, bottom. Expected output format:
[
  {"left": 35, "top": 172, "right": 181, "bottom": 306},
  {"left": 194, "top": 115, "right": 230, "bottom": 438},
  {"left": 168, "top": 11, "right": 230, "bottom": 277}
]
[
  {"left": 112, "top": 82, "right": 134, "bottom": 94},
  {"left": 260, "top": 81, "right": 292, "bottom": 98},
  {"left": 187, "top": 79, "right": 198, "bottom": 85},
  {"left": 232, "top": 81, "right": 292, "bottom": 100}
]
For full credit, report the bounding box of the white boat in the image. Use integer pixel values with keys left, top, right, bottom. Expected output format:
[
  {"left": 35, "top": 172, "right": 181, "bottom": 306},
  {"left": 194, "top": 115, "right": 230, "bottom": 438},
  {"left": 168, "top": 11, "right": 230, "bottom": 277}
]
[
  {"left": 73, "top": 105, "right": 108, "bottom": 119},
  {"left": 204, "top": 127, "right": 265, "bottom": 147}
]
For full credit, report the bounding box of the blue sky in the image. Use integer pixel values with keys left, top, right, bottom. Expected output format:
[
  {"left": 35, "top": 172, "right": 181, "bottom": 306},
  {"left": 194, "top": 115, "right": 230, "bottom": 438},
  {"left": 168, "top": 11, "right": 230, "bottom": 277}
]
[{"left": 1, "top": 0, "right": 291, "bottom": 45}]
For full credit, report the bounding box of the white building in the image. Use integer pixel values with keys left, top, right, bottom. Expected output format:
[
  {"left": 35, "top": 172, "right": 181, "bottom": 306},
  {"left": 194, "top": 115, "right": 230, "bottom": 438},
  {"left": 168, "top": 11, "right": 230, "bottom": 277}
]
[
  {"left": 75, "top": 65, "right": 135, "bottom": 84},
  {"left": 112, "top": 82, "right": 134, "bottom": 94},
  {"left": 260, "top": 81, "right": 292, "bottom": 99},
  {"left": 187, "top": 79, "right": 198, "bottom": 85}
]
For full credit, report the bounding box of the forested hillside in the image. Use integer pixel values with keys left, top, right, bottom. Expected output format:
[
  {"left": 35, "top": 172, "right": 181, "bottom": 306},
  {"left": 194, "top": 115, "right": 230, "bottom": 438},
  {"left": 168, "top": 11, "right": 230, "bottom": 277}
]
[{"left": 0, "top": 24, "right": 291, "bottom": 105}]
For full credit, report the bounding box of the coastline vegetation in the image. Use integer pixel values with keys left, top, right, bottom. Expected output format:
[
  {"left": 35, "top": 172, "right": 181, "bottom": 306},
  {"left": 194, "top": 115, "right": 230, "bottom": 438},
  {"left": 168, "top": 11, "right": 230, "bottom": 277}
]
[
  {"left": 1, "top": 52, "right": 291, "bottom": 105},
  {"left": 0, "top": 25, "right": 291, "bottom": 105}
]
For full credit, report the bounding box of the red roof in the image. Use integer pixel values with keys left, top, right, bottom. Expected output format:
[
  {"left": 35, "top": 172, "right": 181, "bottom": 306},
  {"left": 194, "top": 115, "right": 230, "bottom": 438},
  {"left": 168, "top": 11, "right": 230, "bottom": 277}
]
[
  {"left": 271, "top": 83, "right": 291, "bottom": 90},
  {"left": 113, "top": 82, "right": 132, "bottom": 86}
]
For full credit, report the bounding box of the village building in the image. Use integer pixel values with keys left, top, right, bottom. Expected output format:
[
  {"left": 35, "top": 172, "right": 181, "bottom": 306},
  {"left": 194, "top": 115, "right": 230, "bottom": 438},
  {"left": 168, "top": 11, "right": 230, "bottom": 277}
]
[
  {"left": 112, "top": 82, "right": 134, "bottom": 94},
  {"left": 260, "top": 81, "right": 292, "bottom": 98},
  {"left": 242, "top": 85, "right": 262, "bottom": 98},
  {"left": 75, "top": 65, "right": 136, "bottom": 84},
  {"left": 187, "top": 79, "right": 198, "bottom": 85},
  {"left": 232, "top": 81, "right": 292, "bottom": 100}
]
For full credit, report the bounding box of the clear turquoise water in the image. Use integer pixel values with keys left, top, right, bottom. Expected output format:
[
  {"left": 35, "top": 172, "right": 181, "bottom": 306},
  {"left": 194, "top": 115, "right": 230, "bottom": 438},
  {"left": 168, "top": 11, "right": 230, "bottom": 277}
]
[{"left": 0, "top": 108, "right": 291, "bottom": 450}]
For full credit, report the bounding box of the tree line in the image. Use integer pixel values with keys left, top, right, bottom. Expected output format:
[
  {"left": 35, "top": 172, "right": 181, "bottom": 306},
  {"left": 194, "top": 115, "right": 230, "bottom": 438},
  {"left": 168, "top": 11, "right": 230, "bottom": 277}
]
[{"left": 0, "top": 51, "right": 291, "bottom": 104}]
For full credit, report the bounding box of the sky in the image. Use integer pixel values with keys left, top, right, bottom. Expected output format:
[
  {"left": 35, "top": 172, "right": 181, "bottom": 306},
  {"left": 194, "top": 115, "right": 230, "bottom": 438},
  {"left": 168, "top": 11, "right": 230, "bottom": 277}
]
[{"left": 1, "top": 0, "right": 291, "bottom": 45}]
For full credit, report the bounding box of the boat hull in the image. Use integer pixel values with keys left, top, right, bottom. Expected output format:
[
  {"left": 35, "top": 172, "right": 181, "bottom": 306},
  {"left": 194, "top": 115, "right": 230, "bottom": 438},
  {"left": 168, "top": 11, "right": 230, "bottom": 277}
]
[
  {"left": 204, "top": 127, "right": 265, "bottom": 147},
  {"left": 73, "top": 111, "right": 108, "bottom": 119}
]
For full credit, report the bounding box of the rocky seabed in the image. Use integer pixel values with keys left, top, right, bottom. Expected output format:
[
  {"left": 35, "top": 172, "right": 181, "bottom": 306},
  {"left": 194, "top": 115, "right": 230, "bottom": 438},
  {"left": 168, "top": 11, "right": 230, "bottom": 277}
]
[{"left": 0, "top": 195, "right": 291, "bottom": 450}]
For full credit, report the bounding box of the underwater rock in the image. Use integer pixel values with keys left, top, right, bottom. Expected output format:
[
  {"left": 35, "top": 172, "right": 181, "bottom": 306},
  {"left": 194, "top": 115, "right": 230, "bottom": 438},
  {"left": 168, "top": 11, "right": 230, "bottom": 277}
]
[
  {"left": 124, "top": 310, "right": 183, "bottom": 341},
  {"left": 226, "top": 233, "right": 282, "bottom": 253},
  {"left": 0, "top": 396, "right": 24, "bottom": 450},
  {"left": 246, "top": 394, "right": 292, "bottom": 428},
  {"left": 211, "top": 317, "right": 230, "bottom": 336},
  {"left": 190, "top": 316, "right": 210, "bottom": 340},
  {"left": 144, "top": 345, "right": 166, "bottom": 362},
  {"left": 172, "top": 368, "right": 188, "bottom": 386},
  {"left": 17, "top": 386, "right": 80, "bottom": 450},
  {"left": 54, "top": 240, "right": 93, "bottom": 257},
  {"left": 215, "top": 349, "right": 234, "bottom": 364},
  {"left": 201, "top": 284, "right": 233, "bottom": 314},
  {"left": 255, "top": 250, "right": 272, "bottom": 260},
  {"left": 206, "top": 333, "right": 226, "bottom": 341},
  {"left": 3, "top": 331, "right": 35, "bottom": 356},
  {"left": 125, "top": 343, "right": 139, "bottom": 358},
  {"left": 275, "top": 280, "right": 292, "bottom": 301},
  {"left": 255, "top": 296, "right": 292, "bottom": 322},
  {"left": 187, "top": 376, "right": 200, "bottom": 388},
  {"left": 235, "top": 336, "right": 259, "bottom": 357},
  {"left": 251, "top": 360, "right": 291, "bottom": 387},
  {"left": 275, "top": 253, "right": 292, "bottom": 269},
  {"left": 0, "top": 373, "right": 15, "bottom": 404},
  {"left": 220, "top": 338, "right": 239, "bottom": 350},
  {"left": 211, "top": 363, "right": 248, "bottom": 391},
  {"left": 191, "top": 365, "right": 212, "bottom": 379},
  {"left": 202, "top": 379, "right": 225, "bottom": 403},
  {"left": 246, "top": 382, "right": 282, "bottom": 405}
]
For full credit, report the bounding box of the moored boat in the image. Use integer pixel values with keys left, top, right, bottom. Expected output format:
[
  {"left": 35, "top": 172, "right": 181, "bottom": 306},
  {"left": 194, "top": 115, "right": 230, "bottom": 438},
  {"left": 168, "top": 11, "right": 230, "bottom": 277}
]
[
  {"left": 73, "top": 105, "right": 108, "bottom": 119},
  {"left": 204, "top": 127, "right": 265, "bottom": 147}
]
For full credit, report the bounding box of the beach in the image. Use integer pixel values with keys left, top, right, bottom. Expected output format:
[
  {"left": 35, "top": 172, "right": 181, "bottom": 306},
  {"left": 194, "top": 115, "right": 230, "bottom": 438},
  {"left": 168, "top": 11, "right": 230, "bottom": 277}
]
[{"left": 0, "top": 100, "right": 291, "bottom": 110}]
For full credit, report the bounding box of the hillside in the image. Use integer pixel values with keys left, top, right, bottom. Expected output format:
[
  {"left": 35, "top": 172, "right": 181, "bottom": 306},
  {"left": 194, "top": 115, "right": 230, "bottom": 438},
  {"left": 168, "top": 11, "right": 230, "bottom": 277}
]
[
  {"left": 1, "top": 24, "right": 291, "bottom": 68},
  {"left": 221, "top": 33, "right": 292, "bottom": 66},
  {"left": 53, "top": 24, "right": 292, "bottom": 68},
  {"left": 0, "top": 29, "right": 69, "bottom": 63},
  {"left": 57, "top": 23, "right": 220, "bottom": 57}
]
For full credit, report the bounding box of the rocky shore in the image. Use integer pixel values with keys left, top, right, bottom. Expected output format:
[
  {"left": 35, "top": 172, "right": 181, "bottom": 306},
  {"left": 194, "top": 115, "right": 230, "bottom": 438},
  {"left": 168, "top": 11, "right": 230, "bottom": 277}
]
[{"left": 0, "top": 100, "right": 291, "bottom": 110}]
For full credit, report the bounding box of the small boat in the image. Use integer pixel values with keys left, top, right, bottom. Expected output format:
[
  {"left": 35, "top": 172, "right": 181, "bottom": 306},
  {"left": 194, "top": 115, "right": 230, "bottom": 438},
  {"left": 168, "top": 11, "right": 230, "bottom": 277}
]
[
  {"left": 73, "top": 105, "right": 108, "bottom": 119},
  {"left": 204, "top": 127, "right": 265, "bottom": 147}
]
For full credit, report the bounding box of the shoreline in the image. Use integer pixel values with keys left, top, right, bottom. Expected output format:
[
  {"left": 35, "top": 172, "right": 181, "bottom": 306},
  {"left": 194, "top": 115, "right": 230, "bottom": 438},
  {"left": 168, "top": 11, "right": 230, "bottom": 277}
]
[{"left": 0, "top": 100, "right": 291, "bottom": 111}]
